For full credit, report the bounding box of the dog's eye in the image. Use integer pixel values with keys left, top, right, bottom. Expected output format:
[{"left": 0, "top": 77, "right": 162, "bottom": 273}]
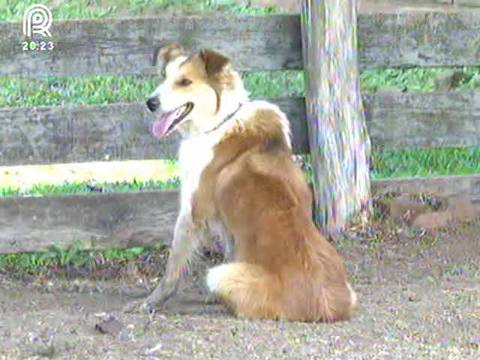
[{"left": 178, "top": 78, "right": 192, "bottom": 86}]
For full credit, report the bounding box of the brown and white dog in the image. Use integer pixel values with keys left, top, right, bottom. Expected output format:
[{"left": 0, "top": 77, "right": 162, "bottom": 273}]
[{"left": 140, "top": 44, "right": 357, "bottom": 322}]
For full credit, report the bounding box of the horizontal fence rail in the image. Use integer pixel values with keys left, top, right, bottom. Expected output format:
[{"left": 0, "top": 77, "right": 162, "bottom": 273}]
[
  {"left": 1, "top": 11, "right": 480, "bottom": 77},
  {"left": 1, "top": 92, "right": 480, "bottom": 166},
  {"left": 0, "top": 191, "right": 178, "bottom": 254},
  {"left": 1, "top": 174, "right": 479, "bottom": 253}
]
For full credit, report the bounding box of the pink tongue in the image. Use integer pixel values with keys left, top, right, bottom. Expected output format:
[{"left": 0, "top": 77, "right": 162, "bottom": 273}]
[{"left": 152, "top": 111, "right": 176, "bottom": 138}]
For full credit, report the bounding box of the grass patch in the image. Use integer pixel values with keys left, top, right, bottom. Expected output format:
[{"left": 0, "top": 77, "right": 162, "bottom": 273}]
[
  {"left": 360, "top": 67, "right": 480, "bottom": 92},
  {"left": 2, "top": 67, "right": 480, "bottom": 107},
  {"left": 1, "top": 147, "right": 479, "bottom": 198},
  {"left": 300, "top": 146, "right": 480, "bottom": 182},
  {"left": 0, "top": 242, "right": 167, "bottom": 274},
  {"left": 0, "top": 0, "right": 278, "bottom": 22},
  {"left": 0, "top": 72, "right": 305, "bottom": 107},
  {"left": 0, "top": 178, "right": 180, "bottom": 197},
  {"left": 371, "top": 147, "right": 480, "bottom": 179}
]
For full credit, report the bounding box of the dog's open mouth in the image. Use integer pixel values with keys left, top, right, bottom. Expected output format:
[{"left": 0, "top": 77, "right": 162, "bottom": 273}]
[{"left": 152, "top": 102, "right": 194, "bottom": 138}]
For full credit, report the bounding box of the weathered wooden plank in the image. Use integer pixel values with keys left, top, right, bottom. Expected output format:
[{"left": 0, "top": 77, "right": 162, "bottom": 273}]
[
  {"left": 358, "top": 11, "right": 480, "bottom": 68},
  {"left": 0, "top": 98, "right": 307, "bottom": 166},
  {"left": 373, "top": 174, "right": 480, "bottom": 200},
  {"left": 0, "top": 103, "right": 181, "bottom": 165},
  {"left": 1, "top": 12, "right": 480, "bottom": 77},
  {"left": 455, "top": 0, "right": 480, "bottom": 7},
  {"left": 2, "top": 91, "right": 479, "bottom": 166},
  {"left": 1, "top": 173, "right": 479, "bottom": 253},
  {"left": 362, "top": 91, "right": 480, "bottom": 149},
  {"left": 0, "top": 16, "right": 302, "bottom": 75},
  {"left": 0, "top": 190, "right": 179, "bottom": 254}
]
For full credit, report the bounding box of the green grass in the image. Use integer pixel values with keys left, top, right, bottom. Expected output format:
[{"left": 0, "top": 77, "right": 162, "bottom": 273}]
[
  {"left": 360, "top": 67, "right": 480, "bottom": 92},
  {"left": 0, "top": 242, "right": 163, "bottom": 273},
  {"left": 3, "top": 68, "right": 480, "bottom": 107},
  {"left": 371, "top": 147, "right": 480, "bottom": 179},
  {"left": 0, "top": 178, "right": 180, "bottom": 197},
  {"left": 0, "top": 0, "right": 278, "bottom": 22},
  {"left": 0, "top": 72, "right": 305, "bottom": 107},
  {"left": 299, "top": 147, "right": 480, "bottom": 182},
  {"left": 1, "top": 146, "right": 479, "bottom": 199}
]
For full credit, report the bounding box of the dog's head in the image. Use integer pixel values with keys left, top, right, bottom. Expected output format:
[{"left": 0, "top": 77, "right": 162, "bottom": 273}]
[{"left": 146, "top": 44, "right": 248, "bottom": 138}]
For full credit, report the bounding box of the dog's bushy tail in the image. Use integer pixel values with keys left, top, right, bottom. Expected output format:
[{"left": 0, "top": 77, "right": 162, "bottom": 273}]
[
  {"left": 206, "top": 262, "right": 357, "bottom": 322},
  {"left": 206, "top": 262, "right": 284, "bottom": 319}
]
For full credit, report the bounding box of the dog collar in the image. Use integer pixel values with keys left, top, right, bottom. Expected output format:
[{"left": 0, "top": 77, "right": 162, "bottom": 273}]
[{"left": 204, "top": 103, "right": 243, "bottom": 134}]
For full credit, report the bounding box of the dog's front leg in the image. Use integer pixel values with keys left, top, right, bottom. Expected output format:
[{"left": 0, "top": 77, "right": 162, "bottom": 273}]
[
  {"left": 224, "top": 234, "right": 235, "bottom": 262},
  {"left": 125, "top": 212, "right": 201, "bottom": 313}
]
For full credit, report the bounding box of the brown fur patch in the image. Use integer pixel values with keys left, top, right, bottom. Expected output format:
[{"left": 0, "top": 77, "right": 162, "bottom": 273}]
[
  {"left": 154, "top": 43, "right": 186, "bottom": 67},
  {"left": 199, "top": 49, "right": 230, "bottom": 79},
  {"left": 197, "top": 49, "right": 235, "bottom": 112}
]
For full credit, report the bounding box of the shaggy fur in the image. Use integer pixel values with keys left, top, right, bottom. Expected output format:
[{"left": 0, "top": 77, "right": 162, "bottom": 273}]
[{"left": 140, "top": 44, "right": 357, "bottom": 322}]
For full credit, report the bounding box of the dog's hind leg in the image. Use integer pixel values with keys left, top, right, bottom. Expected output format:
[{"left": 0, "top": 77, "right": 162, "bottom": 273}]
[{"left": 208, "top": 219, "right": 235, "bottom": 262}]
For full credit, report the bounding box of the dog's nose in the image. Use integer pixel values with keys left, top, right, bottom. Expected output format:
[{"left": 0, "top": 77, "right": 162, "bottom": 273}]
[{"left": 146, "top": 97, "right": 160, "bottom": 112}]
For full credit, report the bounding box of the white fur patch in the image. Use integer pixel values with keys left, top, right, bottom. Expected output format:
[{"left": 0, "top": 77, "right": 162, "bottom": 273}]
[
  {"left": 177, "top": 116, "right": 239, "bottom": 213},
  {"left": 206, "top": 264, "right": 232, "bottom": 293},
  {"left": 178, "top": 136, "right": 214, "bottom": 210},
  {"left": 150, "top": 56, "right": 188, "bottom": 100},
  {"left": 166, "top": 56, "right": 188, "bottom": 76},
  {"left": 346, "top": 282, "right": 358, "bottom": 308}
]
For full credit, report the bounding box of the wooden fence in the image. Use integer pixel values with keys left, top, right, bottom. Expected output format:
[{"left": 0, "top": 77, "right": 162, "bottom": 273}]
[{"left": 0, "top": 8, "right": 479, "bottom": 253}]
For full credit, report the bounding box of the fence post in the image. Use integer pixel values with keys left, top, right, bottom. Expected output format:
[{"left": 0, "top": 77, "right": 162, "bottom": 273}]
[{"left": 300, "top": 0, "right": 371, "bottom": 235}]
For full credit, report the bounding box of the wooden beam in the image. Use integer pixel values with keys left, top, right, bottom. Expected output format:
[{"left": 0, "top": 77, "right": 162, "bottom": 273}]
[
  {"left": 0, "top": 190, "right": 179, "bottom": 254},
  {"left": 0, "top": 102, "right": 181, "bottom": 166},
  {"left": 357, "top": 11, "right": 480, "bottom": 68},
  {"left": 373, "top": 174, "right": 480, "bottom": 200},
  {"left": 0, "top": 16, "right": 302, "bottom": 75},
  {"left": 362, "top": 91, "right": 480, "bottom": 149},
  {"left": 0, "top": 98, "right": 306, "bottom": 166},
  {"left": 1, "top": 12, "right": 479, "bottom": 77},
  {"left": 454, "top": 0, "right": 480, "bottom": 7},
  {"left": 1, "top": 91, "right": 480, "bottom": 166},
  {"left": 1, "top": 174, "right": 479, "bottom": 253}
]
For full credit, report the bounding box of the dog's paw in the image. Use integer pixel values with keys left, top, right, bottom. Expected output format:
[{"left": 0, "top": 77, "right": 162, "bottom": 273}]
[
  {"left": 203, "top": 292, "right": 221, "bottom": 305},
  {"left": 122, "top": 299, "right": 156, "bottom": 315}
]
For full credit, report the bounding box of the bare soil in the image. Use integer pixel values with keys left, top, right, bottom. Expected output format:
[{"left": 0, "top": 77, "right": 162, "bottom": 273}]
[{"left": 1, "top": 218, "right": 479, "bottom": 359}]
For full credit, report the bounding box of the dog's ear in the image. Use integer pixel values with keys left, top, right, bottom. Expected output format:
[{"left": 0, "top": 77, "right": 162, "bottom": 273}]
[
  {"left": 199, "top": 49, "right": 230, "bottom": 78},
  {"left": 153, "top": 43, "right": 186, "bottom": 68}
]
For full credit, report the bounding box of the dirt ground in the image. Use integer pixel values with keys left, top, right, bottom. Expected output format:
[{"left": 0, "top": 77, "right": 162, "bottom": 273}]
[{"left": 1, "top": 218, "right": 479, "bottom": 359}]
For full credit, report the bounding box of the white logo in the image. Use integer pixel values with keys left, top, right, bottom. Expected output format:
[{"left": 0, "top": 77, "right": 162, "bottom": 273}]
[{"left": 23, "top": 4, "right": 52, "bottom": 38}]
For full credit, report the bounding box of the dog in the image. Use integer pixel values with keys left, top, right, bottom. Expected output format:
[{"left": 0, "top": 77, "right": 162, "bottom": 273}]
[{"left": 139, "top": 43, "right": 357, "bottom": 322}]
